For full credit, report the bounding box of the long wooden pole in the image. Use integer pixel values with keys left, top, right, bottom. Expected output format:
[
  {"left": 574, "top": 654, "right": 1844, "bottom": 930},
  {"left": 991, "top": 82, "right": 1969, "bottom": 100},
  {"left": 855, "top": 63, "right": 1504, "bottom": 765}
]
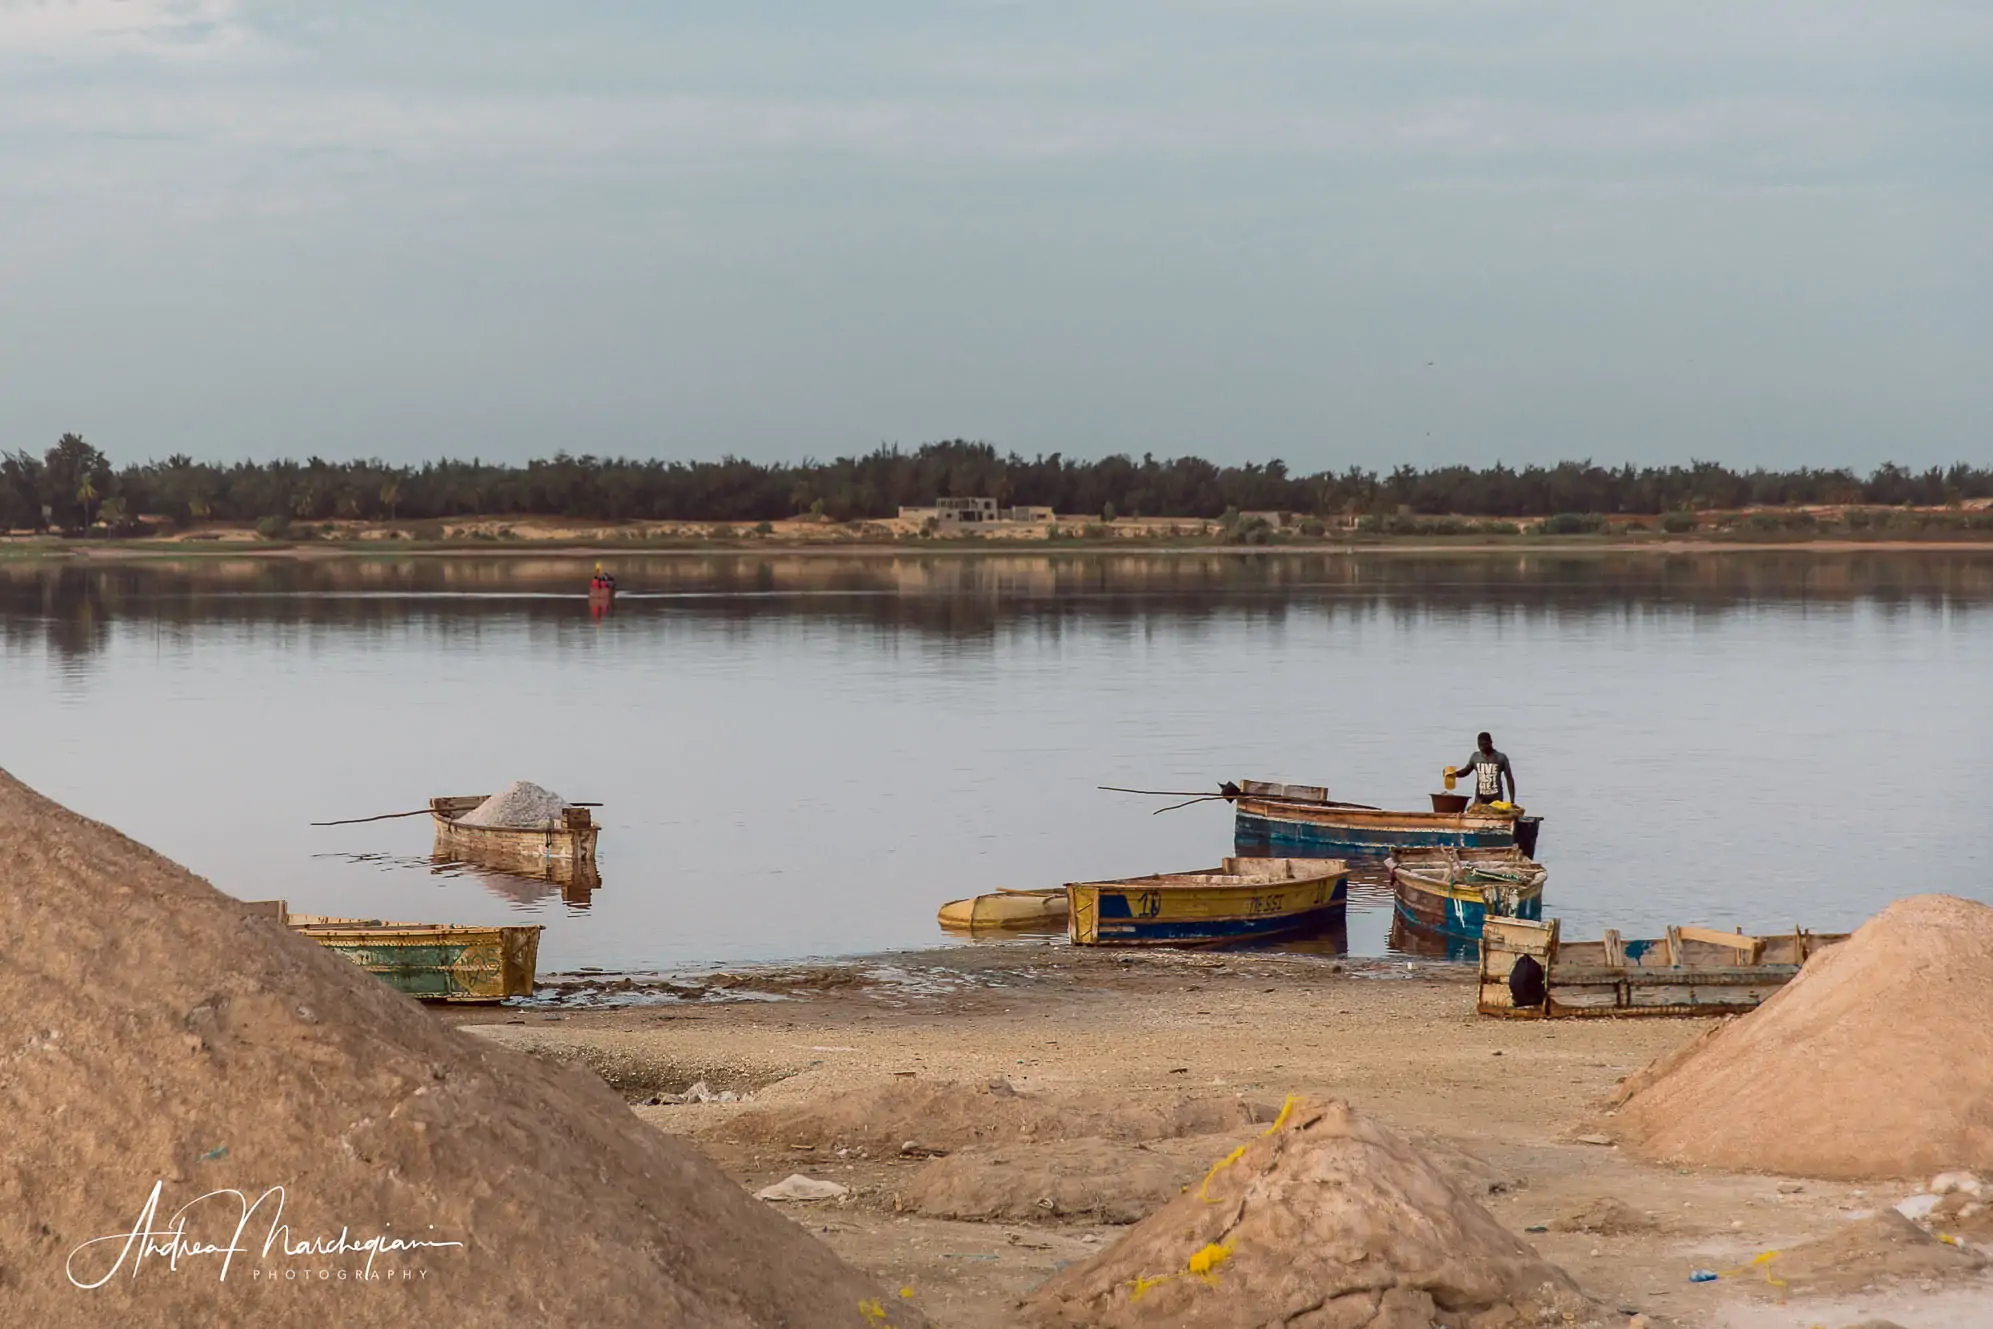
[
  {"left": 312, "top": 802, "right": 602, "bottom": 827},
  {"left": 1096, "top": 785, "right": 1379, "bottom": 811}
]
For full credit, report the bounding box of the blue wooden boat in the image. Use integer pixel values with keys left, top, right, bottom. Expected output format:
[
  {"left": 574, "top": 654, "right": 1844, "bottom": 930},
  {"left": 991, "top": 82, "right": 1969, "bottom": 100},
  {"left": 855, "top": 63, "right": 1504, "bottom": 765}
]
[
  {"left": 1067, "top": 856, "right": 1348, "bottom": 946},
  {"left": 1231, "top": 779, "right": 1540, "bottom": 859},
  {"left": 1388, "top": 845, "right": 1547, "bottom": 941}
]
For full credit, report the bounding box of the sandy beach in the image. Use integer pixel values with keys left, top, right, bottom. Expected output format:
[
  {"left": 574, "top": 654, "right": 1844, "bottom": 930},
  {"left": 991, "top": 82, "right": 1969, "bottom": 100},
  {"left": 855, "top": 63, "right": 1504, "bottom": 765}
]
[{"left": 443, "top": 944, "right": 1990, "bottom": 1327}]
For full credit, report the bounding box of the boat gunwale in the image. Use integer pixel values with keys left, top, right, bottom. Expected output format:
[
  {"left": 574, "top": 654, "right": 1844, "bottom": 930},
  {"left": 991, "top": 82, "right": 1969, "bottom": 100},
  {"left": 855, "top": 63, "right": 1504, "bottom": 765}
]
[{"left": 1067, "top": 859, "right": 1349, "bottom": 893}]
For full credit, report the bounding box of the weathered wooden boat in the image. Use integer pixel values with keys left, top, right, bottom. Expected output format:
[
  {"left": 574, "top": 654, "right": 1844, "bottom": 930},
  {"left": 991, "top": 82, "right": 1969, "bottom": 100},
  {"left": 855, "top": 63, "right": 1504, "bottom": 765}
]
[
  {"left": 1067, "top": 856, "right": 1348, "bottom": 947},
  {"left": 1478, "top": 917, "right": 1847, "bottom": 1019},
  {"left": 430, "top": 795, "right": 598, "bottom": 870},
  {"left": 1231, "top": 779, "right": 1542, "bottom": 859},
  {"left": 244, "top": 900, "right": 542, "bottom": 1002},
  {"left": 937, "top": 888, "right": 1069, "bottom": 934},
  {"left": 1388, "top": 845, "right": 1546, "bottom": 940}
]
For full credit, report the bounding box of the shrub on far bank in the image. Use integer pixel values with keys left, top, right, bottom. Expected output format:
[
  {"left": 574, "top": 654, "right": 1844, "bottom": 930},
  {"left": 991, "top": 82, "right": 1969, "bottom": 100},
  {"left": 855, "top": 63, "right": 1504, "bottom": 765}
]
[
  {"left": 1536, "top": 512, "right": 1606, "bottom": 536},
  {"left": 254, "top": 514, "right": 291, "bottom": 540},
  {"left": 1661, "top": 512, "right": 1697, "bottom": 534}
]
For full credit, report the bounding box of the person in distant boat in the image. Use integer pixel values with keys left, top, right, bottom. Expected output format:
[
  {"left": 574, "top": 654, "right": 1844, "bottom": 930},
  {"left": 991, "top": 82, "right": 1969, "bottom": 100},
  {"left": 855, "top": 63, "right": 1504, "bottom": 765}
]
[
  {"left": 1452, "top": 732, "right": 1515, "bottom": 806},
  {"left": 590, "top": 562, "right": 616, "bottom": 592}
]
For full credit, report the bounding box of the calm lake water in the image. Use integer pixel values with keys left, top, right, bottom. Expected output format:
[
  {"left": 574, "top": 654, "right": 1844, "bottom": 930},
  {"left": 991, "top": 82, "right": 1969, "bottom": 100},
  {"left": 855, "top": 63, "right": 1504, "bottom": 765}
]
[{"left": 5, "top": 550, "right": 1990, "bottom": 972}]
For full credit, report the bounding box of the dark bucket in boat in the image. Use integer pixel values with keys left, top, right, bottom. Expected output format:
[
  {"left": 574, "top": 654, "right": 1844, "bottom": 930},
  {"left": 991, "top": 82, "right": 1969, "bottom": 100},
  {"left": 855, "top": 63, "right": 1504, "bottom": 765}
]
[
  {"left": 1430, "top": 792, "right": 1470, "bottom": 813},
  {"left": 1515, "top": 816, "right": 1543, "bottom": 859}
]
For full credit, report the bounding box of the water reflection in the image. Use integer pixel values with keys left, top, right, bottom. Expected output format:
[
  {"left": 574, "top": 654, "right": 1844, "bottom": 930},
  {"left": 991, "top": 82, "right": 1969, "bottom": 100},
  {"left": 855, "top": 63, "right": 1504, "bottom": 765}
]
[
  {"left": 1389, "top": 913, "right": 1482, "bottom": 963},
  {"left": 5, "top": 549, "right": 1991, "bottom": 664},
  {"left": 315, "top": 851, "right": 600, "bottom": 912}
]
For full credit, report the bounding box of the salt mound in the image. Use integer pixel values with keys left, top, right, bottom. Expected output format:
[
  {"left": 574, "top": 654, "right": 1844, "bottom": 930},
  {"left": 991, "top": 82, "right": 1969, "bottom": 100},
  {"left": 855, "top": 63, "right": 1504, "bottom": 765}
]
[
  {"left": 1614, "top": 895, "right": 1993, "bottom": 1179},
  {"left": 1020, "top": 1098, "right": 1609, "bottom": 1328},
  {"left": 904, "top": 1135, "right": 1236, "bottom": 1225},
  {"left": 1750, "top": 1211, "right": 1986, "bottom": 1296},
  {"left": 0, "top": 770, "right": 920, "bottom": 1328},
  {"left": 458, "top": 780, "right": 570, "bottom": 827}
]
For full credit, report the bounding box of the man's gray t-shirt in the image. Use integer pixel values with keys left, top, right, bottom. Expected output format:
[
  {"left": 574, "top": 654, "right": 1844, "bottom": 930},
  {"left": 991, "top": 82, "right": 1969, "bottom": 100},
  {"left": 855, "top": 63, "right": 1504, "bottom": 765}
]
[{"left": 1461, "top": 749, "right": 1512, "bottom": 800}]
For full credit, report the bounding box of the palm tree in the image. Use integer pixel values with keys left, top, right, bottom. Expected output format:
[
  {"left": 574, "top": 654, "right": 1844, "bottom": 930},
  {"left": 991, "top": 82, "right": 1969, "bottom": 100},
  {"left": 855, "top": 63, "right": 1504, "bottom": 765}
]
[
  {"left": 380, "top": 479, "right": 401, "bottom": 521},
  {"left": 75, "top": 473, "right": 100, "bottom": 528}
]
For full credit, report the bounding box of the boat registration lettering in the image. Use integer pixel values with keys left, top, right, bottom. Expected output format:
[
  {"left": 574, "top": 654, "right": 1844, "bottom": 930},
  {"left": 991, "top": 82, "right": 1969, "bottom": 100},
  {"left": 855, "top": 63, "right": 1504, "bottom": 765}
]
[
  {"left": 1134, "top": 891, "right": 1163, "bottom": 919},
  {"left": 1248, "top": 894, "right": 1287, "bottom": 917}
]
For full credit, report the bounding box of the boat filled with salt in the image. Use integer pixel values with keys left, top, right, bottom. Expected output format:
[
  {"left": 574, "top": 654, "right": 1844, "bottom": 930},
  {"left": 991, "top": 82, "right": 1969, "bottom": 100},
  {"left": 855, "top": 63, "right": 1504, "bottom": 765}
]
[
  {"left": 1477, "top": 916, "right": 1847, "bottom": 1019},
  {"left": 1229, "top": 779, "right": 1543, "bottom": 859},
  {"left": 243, "top": 900, "right": 542, "bottom": 1003},
  {"left": 431, "top": 782, "right": 598, "bottom": 872},
  {"left": 1388, "top": 844, "right": 1546, "bottom": 940},
  {"left": 1066, "top": 856, "right": 1347, "bottom": 946}
]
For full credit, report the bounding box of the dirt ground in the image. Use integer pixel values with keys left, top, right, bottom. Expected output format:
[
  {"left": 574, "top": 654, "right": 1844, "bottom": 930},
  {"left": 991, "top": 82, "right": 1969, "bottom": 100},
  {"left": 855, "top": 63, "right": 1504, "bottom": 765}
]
[{"left": 449, "top": 944, "right": 1993, "bottom": 1328}]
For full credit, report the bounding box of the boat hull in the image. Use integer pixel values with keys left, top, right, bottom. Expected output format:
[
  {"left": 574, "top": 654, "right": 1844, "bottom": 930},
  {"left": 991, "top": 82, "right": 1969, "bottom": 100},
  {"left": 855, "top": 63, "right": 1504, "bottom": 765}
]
[
  {"left": 281, "top": 912, "right": 542, "bottom": 1002},
  {"left": 1389, "top": 846, "right": 1547, "bottom": 940},
  {"left": 938, "top": 889, "right": 1068, "bottom": 933},
  {"left": 1392, "top": 881, "right": 1543, "bottom": 939},
  {"left": 1068, "top": 858, "right": 1348, "bottom": 946},
  {"left": 1235, "top": 798, "right": 1519, "bottom": 858},
  {"left": 1477, "top": 917, "right": 1847, "bottom": 1019},
  {"left": 431, "top": 796, "right": 598, "bottom": 868}
]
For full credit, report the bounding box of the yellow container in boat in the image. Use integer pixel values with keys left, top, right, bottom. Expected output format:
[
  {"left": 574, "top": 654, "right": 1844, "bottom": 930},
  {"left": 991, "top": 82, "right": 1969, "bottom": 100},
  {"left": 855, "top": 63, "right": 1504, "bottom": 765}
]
[{"left": 1443, "top": 767, "right": 1457, "bottom": 791}]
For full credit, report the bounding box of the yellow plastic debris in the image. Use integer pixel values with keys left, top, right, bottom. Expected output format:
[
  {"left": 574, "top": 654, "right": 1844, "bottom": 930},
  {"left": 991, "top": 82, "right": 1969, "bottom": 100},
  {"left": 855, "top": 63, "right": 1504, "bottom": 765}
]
[{"left": 1187, "top": 1242, "right": 1233, "bottom": 1280}]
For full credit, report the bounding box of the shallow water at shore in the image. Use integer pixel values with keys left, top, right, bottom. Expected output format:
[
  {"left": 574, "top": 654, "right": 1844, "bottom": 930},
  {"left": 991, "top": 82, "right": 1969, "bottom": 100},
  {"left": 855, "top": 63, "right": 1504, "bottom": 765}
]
[{"left": 6, "top": 550, "right": 1991, "bottom": 970}]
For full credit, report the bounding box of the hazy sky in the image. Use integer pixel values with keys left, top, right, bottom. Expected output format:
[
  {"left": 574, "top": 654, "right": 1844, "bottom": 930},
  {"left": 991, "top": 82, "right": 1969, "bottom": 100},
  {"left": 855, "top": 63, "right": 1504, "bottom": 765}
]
[{"left": 2, "top": 1, "right": 1987, "bottom": 470}]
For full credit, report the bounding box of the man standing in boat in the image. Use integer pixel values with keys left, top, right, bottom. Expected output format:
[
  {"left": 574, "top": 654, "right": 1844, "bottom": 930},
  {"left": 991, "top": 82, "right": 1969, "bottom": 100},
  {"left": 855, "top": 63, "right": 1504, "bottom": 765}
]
[{"left": 1453, "top": 732, "right": 1516, "bottom": 806}]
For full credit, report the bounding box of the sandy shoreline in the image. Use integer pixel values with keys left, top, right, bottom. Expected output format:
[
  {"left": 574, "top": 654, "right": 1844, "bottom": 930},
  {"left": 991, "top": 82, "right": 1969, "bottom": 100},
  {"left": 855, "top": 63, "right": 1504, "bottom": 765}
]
[{"left": 441, "top": 944, "right": 1989, "bottom": 1327}]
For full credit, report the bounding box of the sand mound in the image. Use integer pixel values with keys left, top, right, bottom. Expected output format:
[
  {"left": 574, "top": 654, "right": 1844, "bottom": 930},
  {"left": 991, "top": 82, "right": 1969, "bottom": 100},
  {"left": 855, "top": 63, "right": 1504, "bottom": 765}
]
[
  {"left": 457, "top": 779, "right": 570, "bottom": 827},
  {"left": 905, "top": 1132, "right": 1520, "bottom": 1228},
  {"left": 903, "top": 1135, "right": 1235, "bottom": 1224},
  {"left": 1614, "top": 895, "right": 1993, "bottom": 1179},
  {"left": 0, "top": 771, "right": 920, "bottom": 1327},
  {"left": 1020, "top": 1098, "right": 1608, "bottom": 1328},
  {"left": 715, "top": 1079, "right": 1282, "bottom": 1155},
  {"left": 1748, "top": 1211, "right": 1986, "bottom": 1297}
]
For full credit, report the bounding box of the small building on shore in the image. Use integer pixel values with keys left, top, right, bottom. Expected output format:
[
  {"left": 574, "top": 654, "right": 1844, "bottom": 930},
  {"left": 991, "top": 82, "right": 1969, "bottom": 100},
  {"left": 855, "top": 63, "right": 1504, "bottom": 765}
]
[{"left": 897, "top": 499, "right": 1056, "bottom": 529}]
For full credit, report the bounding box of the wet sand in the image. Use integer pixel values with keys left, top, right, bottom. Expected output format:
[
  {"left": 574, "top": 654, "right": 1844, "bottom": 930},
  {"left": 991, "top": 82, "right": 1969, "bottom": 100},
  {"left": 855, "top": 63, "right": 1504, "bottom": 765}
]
[{"left": 445, "top": 944, "right": 1988, "bottom": 1327}]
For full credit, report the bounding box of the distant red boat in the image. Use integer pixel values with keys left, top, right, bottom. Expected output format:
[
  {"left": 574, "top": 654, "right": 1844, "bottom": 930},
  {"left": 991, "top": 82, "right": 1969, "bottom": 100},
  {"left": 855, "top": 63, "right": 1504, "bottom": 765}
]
[{"left": 589, "top": 565, "right": 617, "bottom": 612}]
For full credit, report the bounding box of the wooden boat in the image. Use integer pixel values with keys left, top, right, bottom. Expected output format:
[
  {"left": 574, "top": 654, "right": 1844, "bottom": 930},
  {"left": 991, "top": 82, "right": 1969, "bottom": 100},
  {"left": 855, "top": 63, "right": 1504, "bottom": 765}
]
[
  {"left": 1388, "top": 845, "right": 1546, "bottom": 940},
  {"left": 1067, "top": 856, "right": 1348, "bottom": 947},
  {"left": 588, "top": 583, "right": 616, "bottom": 610},
  {"left": 244, "top": 900, "right": 542, "bottom": 1003},
  {"left": 1478, "top": 916, "right": 1847, "bottom": 1019},
  {"left": 937, "top": 888, "right": 1069, "bottom": 934},
  {"left": 1231, "top": 779, "right": 1542, "bottom": 859},
  {"left": 430, "top": 795, "right": 598, "bottom": 871}
]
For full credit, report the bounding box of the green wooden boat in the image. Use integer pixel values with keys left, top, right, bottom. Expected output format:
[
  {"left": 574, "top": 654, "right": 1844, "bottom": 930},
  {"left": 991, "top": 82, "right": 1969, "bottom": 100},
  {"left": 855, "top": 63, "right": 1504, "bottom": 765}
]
[{"left": 246, "top": 900, "right": 542, "bottom": 1003}]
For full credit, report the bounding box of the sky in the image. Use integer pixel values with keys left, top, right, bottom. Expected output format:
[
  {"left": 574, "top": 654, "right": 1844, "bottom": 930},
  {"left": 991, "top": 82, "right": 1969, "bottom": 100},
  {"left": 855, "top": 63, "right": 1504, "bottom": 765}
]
[{"left": 1, "top": 1, "right": 1988, "bottom": 471}]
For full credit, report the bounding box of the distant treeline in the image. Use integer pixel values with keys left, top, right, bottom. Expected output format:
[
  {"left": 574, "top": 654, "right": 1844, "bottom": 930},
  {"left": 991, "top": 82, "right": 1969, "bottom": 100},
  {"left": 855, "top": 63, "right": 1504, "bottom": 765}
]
[{"left": 4, "top": 435, "right": 1990, "bottom": 533}]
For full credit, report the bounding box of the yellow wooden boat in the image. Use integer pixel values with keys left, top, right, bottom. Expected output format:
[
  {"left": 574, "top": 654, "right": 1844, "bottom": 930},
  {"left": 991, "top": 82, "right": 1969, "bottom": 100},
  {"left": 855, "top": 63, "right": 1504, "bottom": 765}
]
[
  {"left": 247, "top": 900, "right": 542, "bottom": 1003},
  {"left": 1067, "top": 856, "right": 1347, "bottom": 946},
  {"left": 937, "top": 888, "right": 1068, "bottom": 933},
  {"left": 430, "top": 795, "right": 598, "bottom": 870}
]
